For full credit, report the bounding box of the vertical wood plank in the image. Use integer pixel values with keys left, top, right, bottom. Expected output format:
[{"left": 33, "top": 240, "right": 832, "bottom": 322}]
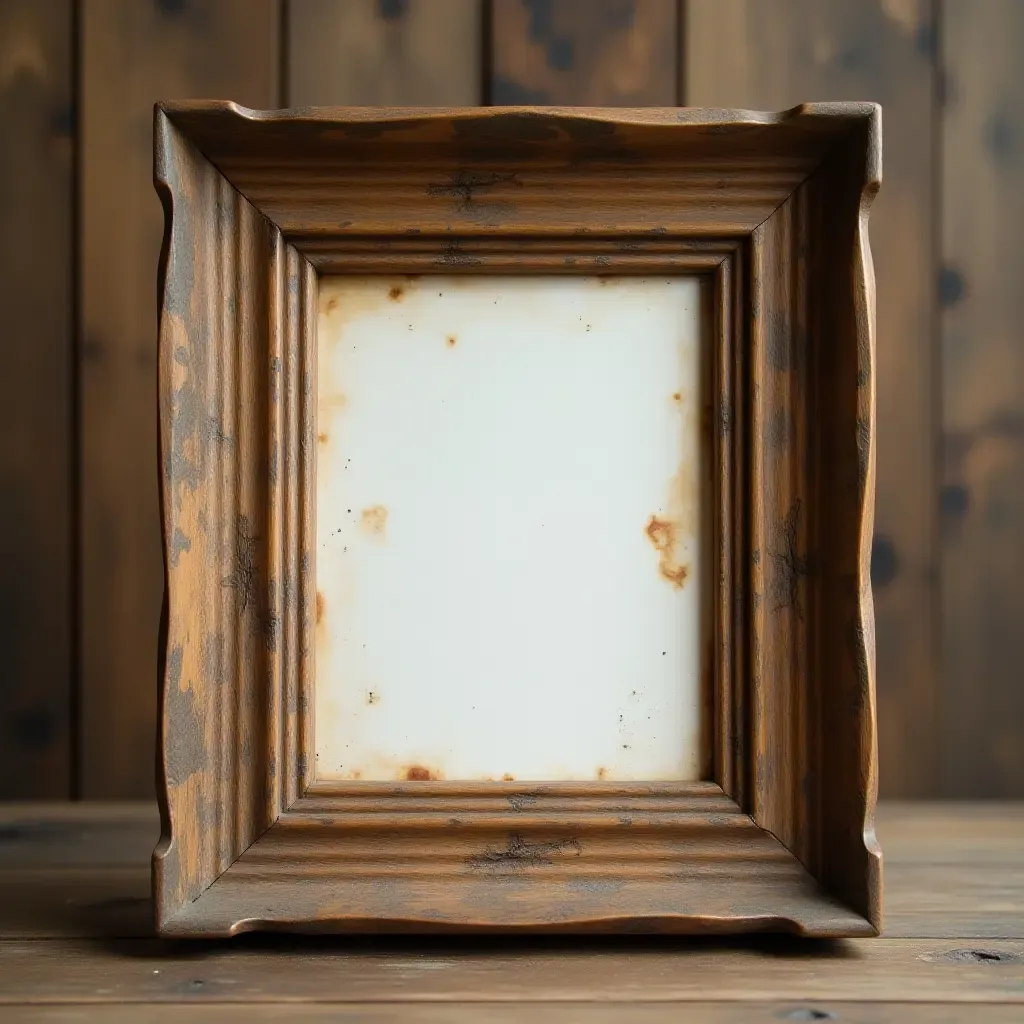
[
  {"left": 686, "top": 0, "right": 939, "bottom": 798},
  {"left": 0, "top": 1, "right": 74, "bottom": 798},
  {"left": 288, "top": 0, "right": 481, "bottom": 107},
  {"left": 81, "top": 0, "right": 279, "bottom": 798},
  {"left": 490, "top": 0, "right": 678, "bottom": 105},
  {"left": 940, "top": 0, "right": 1024, "bottom": 797}
]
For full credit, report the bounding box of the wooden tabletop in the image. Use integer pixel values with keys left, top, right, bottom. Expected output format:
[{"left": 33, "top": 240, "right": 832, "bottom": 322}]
[{"left": 0, "top": 802, "right": 1022, "bottom": 1022}]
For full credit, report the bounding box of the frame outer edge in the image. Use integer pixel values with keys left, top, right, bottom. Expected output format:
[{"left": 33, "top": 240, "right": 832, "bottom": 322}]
[
  {"left": 151, "top": 102, "right": 884, "bottom": 937},
  {"left": 153, "top": 103, "right": 283, "bottom": 932},
  {"left": 152, "top": 103, "right": 187, "bottom": 930},
  {"left": 855, "top": 103, "right": 883, "bottom": 933}
]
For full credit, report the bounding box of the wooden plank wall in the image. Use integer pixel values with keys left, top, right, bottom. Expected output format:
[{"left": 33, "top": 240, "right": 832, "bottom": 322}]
[
  {"left": 78, "top": 0, "right": 280, "bottom": 799},
  {"left": 0, "top": 0, "right": 1019, "bottom": 799},
  {"left": 939, "top": 0, "right": 1024, "bottom": 797},
  {"left": 0, "top": 0, "right": 74, "bottom": 799}
]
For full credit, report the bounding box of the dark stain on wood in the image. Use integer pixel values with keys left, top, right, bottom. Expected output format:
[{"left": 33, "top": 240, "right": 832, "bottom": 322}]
[
  {"left": 426, "top": 171, "right": 521, "bottom": 224},
  {"left": 436, "top": 241, "right": 482, "bottom": 268},
  {"left": 922, "top": 948, "right": 1022, "bottom": 965},
  {"left": 939, "top": 483, "right": 970, "bottom": 520},
  {"left": 719, "top": 399, "right": 733, "bottom": 435},
  {"left": 164, "top": 645, "right": 202, "bottom": 786},
  {"left": 984, "top": 106, "right": 1017, "bottom": 163},
  {"left": 221, "top": 514, "right": 278, "bottom": 650},
  {"left": 221, "top": 514, "right": 259, "bottom": 616},
  {"left": 767, "top": 309, "right": 801, "bottom": 372},
  {"left": 938, "top": 265, "right": 966, "bottom": 307},
  {"left": 156, "top": 0, "right": 187, "bottom": 18},
  {"left": 467, "top": 833, "right": 581, "bottom": 872},
  {"left": 426, "top": 171, "right": 519, "bottom": 208},
  {"left": 547, "top": 37, "right": 574, "bottom": 72},
  {"left": 507, "top": 793, "right": 539, "bottom": 812},
  {"left": 870, "top": 535, "right": 899, "bottom": 588},
  {"left": 200, "top": 631, "right": 223, "bottom": 687},
  {"left": 847, "top": 618, "right": 871, "bottom": 713},
  {"left": 169, "top": 527, "right": 191, "bottom": 567},
  {"left": 769, "top": 500, "right": 810, "bottom": 619},
  {"left": 376, "top": 0, "right": 407, "bottom": 21},
  {"left": 767, "top": 408, "right": 792, "bottom": 449},
  {"left": 857, "top": 418, "right": 871, "bottom": 489},
  {"left": 489, "top": 77, "right": 552, "bottom": 106}
]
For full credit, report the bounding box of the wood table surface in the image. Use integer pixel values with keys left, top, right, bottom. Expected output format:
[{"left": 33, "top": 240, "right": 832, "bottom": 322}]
[{"left": 0, "top": 802, "right": 1021, "bottom": 1021}]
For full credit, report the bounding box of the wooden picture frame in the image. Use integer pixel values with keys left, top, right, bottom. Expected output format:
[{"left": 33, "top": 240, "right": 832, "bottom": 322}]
[{"left": 154, "top": 102, "right": 881, "bottom": 937}]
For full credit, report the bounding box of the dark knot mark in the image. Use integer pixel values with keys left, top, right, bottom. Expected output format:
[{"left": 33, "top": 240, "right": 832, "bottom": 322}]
[
  {"left": 507, "top": 793, "right": 539, "bottom": 812},
  {"left": 467, "top": 834, "right": 581, "bottom": 872},
  {"left": 769, "top": 500, "right": 811, "bottom": 619},
  {"left": 426, "top": 171, "right": 520, "bottom": 211},
  {"left": 922, "top": 948, "right": 1020, "bottom": 965},
  {"left": 221, "top": 514, "right": 279, "bottom": 650},
  {"left": 436, "top": 241, "right": 482, "bottom": 268}
]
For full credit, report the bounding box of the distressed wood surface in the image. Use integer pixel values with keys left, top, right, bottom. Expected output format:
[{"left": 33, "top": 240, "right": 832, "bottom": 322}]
[
  {"left": 746, "top": 112, "right": 881, "bottom": 926},
  {"left": 153, "top": 102, "right": 879, "bottom": 936},
  {"left": 686, "top": 0, "right": 937, "bottom": 800},
  {"left": 162, "top": 785, "right": 869, "bottom": 938},
  {"left": 288, "top": 0, "right": 481, "bottom": 106},
  {"left": 80, "top": 0, "right": 280, "bottom": 799},
  {"left": 939, "top": 0, "right": 1024, "bottom": 798},
  {"left": 153, "top": 108, "right": 317, "bottom": 926},
  {"left": 3, "top": 803, "right": 1022, "bottom": 941},
  {"left": 161, "top": 103, "right": 862, "bottom": 241},
  {"left": 0, "top": 0, "right": 73, "bottom": 798},
  {"left": 490, "top": 0, "right": 678, "bottom": 105}
]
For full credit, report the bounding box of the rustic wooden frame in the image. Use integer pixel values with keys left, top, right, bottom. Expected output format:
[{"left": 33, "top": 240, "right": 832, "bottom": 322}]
[{"left": 154, "top": 102, "right": 881, "bottom": 938}]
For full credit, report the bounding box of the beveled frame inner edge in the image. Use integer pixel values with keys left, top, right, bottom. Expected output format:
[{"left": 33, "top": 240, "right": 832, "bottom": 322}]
[{"left": 295, "top": 243, "right": 746, "bottom": 812}]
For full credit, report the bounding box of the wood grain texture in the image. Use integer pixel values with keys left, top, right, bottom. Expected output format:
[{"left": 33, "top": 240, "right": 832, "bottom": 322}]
[
  {"left": 2, "top": 936, "right": 1024, "bottom": 1003},
  {"left": 748, "top": 114, "right": 882, "bottom": 928},
  {"left": 155, "top": 103, "right": 879, "bottom": 935},
  {"left": 80, "top": 0, "right": 280, "bottom": 799},
  {"left": 5, "top": 1007, "right": 1024, "bottom": 1024},
  {"left": 9, "top": 845, "right": 1023, "bottom": 941},
  {"left": 878, "top": 802, "right": 1024, "bottom": 862},
  {"left": 153, "top": 108, "right": 316, "bottom": 926},
  {"left": 164, "top": 785, "right": 869, "bottom": 937},
  {"left": 0, "top": 0, "right": 73, "bottom": 798},
  {"left": 4, "top": 802, "right": 1020, "bottom": 940},
  {"left": 490, "top": 0, "right": 678, "bottom": 105},
  {"left": 288, "top": 0, "right": 481, "bottom": 106},
  {"left": 939, "top": 0, "right": 1024, "bottom": 798},
  {"left": 749, "top": 187, "right": 814, "bottom": 867},
  {"left": 0, "top": 802, "right": 157, "bottom": 868},
  {"left": 686, "top": 0, "right": 938, "bottom": 800},
  {"left": 164, "top": 103, "right": 856, "bottom": 240}
]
